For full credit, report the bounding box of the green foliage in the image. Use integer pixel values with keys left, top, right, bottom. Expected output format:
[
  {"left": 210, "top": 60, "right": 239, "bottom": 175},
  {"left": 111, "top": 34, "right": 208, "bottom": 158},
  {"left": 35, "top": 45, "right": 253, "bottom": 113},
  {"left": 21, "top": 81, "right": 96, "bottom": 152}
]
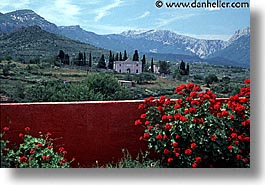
[
  {"left": 103, "top": 149, "right": 161, "bottom": 168},
  {"left": 97, "top": 54, "right": 106, "bottom": 69},
  {"left": 1, "top": 127, "right": 74, "bottom": 168},
  {"left": 205, "top": 74, "right": 219, "bottom": 84},
  {"left": 2, "top": 64, "right": 10, "bottom": 76},
  {"left": 133, "top": 72, "right": 156, "bottom": 85},
  {"left": 159, "top": 60, "right": 170, "bottom": 75}
]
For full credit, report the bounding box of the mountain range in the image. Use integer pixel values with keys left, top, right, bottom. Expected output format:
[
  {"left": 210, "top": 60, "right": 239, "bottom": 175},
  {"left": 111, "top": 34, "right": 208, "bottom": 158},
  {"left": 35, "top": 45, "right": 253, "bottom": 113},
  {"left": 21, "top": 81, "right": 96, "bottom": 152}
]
[{"left": 0, "top": 9, "right": 250, "bottom": 67}]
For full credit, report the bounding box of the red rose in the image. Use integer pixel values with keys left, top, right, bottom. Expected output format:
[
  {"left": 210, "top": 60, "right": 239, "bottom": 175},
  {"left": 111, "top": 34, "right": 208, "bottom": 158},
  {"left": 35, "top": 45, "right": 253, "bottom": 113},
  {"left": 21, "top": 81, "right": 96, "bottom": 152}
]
[
  {"left": 134, "top": 119, "right": 142, "bottom": 126},
  {"left": 162, "top": 115, "right": 168, "bottom": 121},
  {"left": 236, "top": 155, "right": 242, "bottom": 161},
  {"left": 37, "top": 143, "right": 43, "bottom": 147},
  {"left": 19, "top": 133, "right": 24, "bottom": 138},
  {"left": 156, "top": 134, "right": 163, "bottom": 140},
  {"left": 195, "top": 157, "right": 202, "bottom": 163},
  {"left": 210, "top": 135, "right": 216, "bottom": 141},
  {"left": 175, "top": 134, "right": 180, "bottom": 139},
  {"left": 30, "top": 149, "right": 35, "bottom": 154},
  {"left": 3, "top": 127, "right": 9, "bottom": 132},
  {"left": 174, "top": 104, "right": 181, "bottom": 109},
  {"left": 167, "top": 158, "right": 173, "bottom": 163},
  {"left": 46, "top": 155, "right": 51, "bottom": 159},
  {"left": 164, "top": 149, "right": 170, "bottom": 155},
  {"left": 47, "top": 146, "right": 53, "bottom": 149},
  {"left": 231, "top": 133, "right": 237, "bottom": 139},
  {"left": 143, "top": 133, "right": 150, "bottom": 139},
  {"left": 174, "top": 148, "right": 181, "bottom": 153},
  {"left": 180, "top": 116, "right": 188, "bottom": 122},
  {"left": 228, "top": 145, "right": 233, "bottom": 150},
  {"left": 184, "top": 109, "right": 189, "bottom": 114},
  {"left": 59, "top": 147, "right": 65, "bottom": 153},
  {"left": 148, "top": 126, "right": 153, "bottom": 130},
  {"left": 165, "top": 123, "right": 172, "bottom": 130},
  {"left": 157, "top": 106, "right": 163, "bottom": 111},
  {"left": 63, "top": 151, "right": 67, "bottom": 155},
  {"left": 244, "top": 137, "right": 250, "bottom": 142},
  {"left": 191, "top": 100, "right": 199, "bottom": 106},
  {"left": 221, "top": 110, "right": 229, "bottom": 117},
  {"left": 234, "top": 140, "right": 239, "bottom": 145},
  {"left": 185, "top": 149, "right": 192, "bottom": 155},
  {"left": 175, "top": 153, "right": 180, "bottom": 157},
  {"left": 46, "top": 132, "right": 52, "bottom": 136},
  {"left": 140, "top": 114, "right": 146, "bottom": 119},
  {"left": 191, "top": 143, "right": 197, "bottom": 149},
  {"left": 192, "top": 163, "right": 197, "bottom": 168},
  {"left": 244, "top": 158, "right": 249, "bottom": 164},
  {"left": 172, "top": 142, "right": 178, "bottom": 148},
  {"left": 139, "top": 136, "right": 143, "bottom": 141},
  {"left": 230, "top": 115, "right": 235, "bottom": 120},
  {"left": 187, "top": 84, "right": 194, "bottom": 89},
  {"left": 244, "top": 79, "right": 250, "bottom": 84},
  {"left": 42, "top": 156, "right": 47, "bottom": 160},
  {"left": 138, "top": 104, "right": 144, "bottom": 109},
  {"left": 145, "top": 121, "right": 150, "bottom": 125},
  {"left": 189, "top": 107, "right": 197, "bottom": 114},
  {"left": 24, "top": 127, "right": 30, "bottom": 132},
  {"left": 20, "top": 156, "right": 27, "bottom": 163},
  {"left": 190, "top": 92, "right": 197, "bottom": 98}
]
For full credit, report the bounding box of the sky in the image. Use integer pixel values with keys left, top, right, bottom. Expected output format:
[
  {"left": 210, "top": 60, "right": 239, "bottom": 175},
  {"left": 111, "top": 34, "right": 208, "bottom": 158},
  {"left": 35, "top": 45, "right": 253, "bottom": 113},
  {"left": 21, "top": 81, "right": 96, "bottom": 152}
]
[{"left": 0, "top": 0, "right": 250, "bottom": 41}]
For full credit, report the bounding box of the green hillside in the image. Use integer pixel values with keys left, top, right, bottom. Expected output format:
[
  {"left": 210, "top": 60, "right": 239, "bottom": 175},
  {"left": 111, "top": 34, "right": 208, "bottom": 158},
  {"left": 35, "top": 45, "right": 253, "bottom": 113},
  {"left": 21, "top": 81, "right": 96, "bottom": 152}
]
[{"left": 0, "top": 26, "right": 108, "bottom": 61}]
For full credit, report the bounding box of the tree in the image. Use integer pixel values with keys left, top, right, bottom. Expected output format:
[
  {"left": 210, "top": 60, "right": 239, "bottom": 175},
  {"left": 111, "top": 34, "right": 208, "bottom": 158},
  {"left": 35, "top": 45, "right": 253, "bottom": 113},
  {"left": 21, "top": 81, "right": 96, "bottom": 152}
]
[
  {"left": 108, "top": 51, "right": 114, "bottom": 69},
  {"left": 83, "top": 52, "right": 86, "bottom": 65},
  {"left": 180, "top": 60, "right": 185, "bottom": 71},
  {"left": 58, "top": 50, "right": 65, "bottom": 63},
  {"left": 64, "top": 54, "right": 70, "bottom": 65},
  {"left": 141, "top": 54, "right": 146, "bottom": 72},
  {"left": 88, "top": 52, "right": 92, "bottom": 68},
  {"left": 151, "top": 58, "right": 154, "bottom": 73},
  {"left": 159, "top": 60, "right": 170, "bottom": 75},
  {"left": 77, "top": 52, "right": 84, "bottom": 66},
  {"left": 186, "top": 63, "right": 190, "bottom": 75},
  {"left": 115, "top": 53, "right": 119, "bottom": 61},
  {"left": 123, "top": 50, "right": 128, "bottom": 61},
  {"left": 97, "top": 54, "right": 106, "bottom": 69},
  {"left": 119, "top": 52, "right": 123, "bottom": 61},
  {"left": 133, "top": 50, "right": 139, "bottom": 61},
  {"left": 205, "top": 74, "right": 219, "bottom": 85}
]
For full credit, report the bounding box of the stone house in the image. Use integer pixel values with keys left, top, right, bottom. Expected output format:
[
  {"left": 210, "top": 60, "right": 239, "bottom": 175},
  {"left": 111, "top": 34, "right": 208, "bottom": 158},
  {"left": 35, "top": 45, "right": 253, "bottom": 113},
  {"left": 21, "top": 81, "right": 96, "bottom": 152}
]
[{"left": 114, "top": 59, "right": 142, "bottom": 74}]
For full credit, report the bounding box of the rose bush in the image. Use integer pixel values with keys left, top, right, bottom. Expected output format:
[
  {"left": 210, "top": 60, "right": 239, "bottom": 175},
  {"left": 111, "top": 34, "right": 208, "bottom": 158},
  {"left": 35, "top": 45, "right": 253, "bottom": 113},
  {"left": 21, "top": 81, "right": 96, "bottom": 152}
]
[
  {"left": 1, "top": 127, "right": 75, "bottom": 168},
  {"left": 135, "top": 79, "right": 250, "bottom": 168}
]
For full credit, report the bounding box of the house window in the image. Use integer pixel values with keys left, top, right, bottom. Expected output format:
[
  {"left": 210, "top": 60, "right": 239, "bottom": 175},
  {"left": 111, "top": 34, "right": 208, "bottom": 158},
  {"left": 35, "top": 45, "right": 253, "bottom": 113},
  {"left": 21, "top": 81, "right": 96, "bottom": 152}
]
[
  {"left": 136, "top": 64, "right": 138, "bottom": 67},
  {"left": 136, "top": 69, "right": 139, "bottom": 74},
  {"left": 119, "top": 70, "right": 121, "bottom": 73},
  {"left": 119, "top": 64, "right": 121, "bottom": 66}
]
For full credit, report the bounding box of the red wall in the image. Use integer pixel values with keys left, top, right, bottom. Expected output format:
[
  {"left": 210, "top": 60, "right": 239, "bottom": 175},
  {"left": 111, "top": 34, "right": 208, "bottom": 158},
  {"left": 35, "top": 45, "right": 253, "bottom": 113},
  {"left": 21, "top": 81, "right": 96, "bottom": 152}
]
[
  {"left": 0, "top": 101, "right": 147, "bottom": 167},
  {"left": 0, "top": 99, "right": 228, "bottom": 167}
]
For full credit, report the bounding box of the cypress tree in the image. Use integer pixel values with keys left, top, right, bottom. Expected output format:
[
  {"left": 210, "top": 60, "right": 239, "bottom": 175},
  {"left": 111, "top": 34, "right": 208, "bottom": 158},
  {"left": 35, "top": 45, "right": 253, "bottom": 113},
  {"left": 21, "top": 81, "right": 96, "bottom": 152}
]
[
  {"left": 119, "top": 52, "right": 122, "bottom": 61},
  {"left": 151, "top": 58, "right": 154, "bottom": 73},
  {"left": 115, "top": 53, "right": 119, "bottom": 61},
  {"left": 133, "top": 50, "right": 139, "bottom": 61},
  {"left": 123, "top": 50, "right": 128, "bottom": 61},
  {"left": 97, "top": 54, "right": 106, "bottom": 69},
  {"left": 88, "top": 52, "right": 92, "bottom": 67}
]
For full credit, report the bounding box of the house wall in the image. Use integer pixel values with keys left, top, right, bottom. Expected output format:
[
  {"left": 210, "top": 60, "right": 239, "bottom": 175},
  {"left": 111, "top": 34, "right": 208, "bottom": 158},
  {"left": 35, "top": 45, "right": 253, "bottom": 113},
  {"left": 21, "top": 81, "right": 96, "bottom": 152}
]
[{"left": 114, "top": 60, "right": 142, "bottom": 74}]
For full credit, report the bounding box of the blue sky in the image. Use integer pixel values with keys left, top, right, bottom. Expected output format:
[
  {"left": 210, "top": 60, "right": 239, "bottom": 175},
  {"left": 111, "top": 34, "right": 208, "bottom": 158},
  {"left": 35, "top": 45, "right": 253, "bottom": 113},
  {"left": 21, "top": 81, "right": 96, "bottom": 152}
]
[{"left": 0, "top": 0, "right": 249, "bottom": 40}]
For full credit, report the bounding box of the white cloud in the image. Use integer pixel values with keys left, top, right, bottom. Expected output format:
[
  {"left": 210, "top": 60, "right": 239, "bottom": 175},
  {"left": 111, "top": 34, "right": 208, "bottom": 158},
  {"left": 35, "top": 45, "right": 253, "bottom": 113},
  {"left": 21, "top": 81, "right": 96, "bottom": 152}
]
[
  {"left": 130, "top": 11, "right": 150, "bottom": 21},
  {"left": 94, "top": 0, "right": 124, "bottom": 22},
  {"left": 186, "top": 33, "right": 231, "bottom": 41},
  {"left": 206, "top": 7, "right": 221, "bottom": 11},
  {"left": 156, "top": 14, "right": 195, "bottom": 28},
  {"left": 36, "top": 0, "right": 80, "bottom": 26},
  {"left": 0, "top": 0, "right": 30, "bottom": 12}
]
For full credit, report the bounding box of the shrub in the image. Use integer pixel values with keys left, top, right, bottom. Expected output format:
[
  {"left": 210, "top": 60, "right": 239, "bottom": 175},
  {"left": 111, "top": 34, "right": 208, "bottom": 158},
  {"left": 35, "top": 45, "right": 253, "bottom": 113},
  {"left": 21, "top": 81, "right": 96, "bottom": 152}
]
[
  {"left": 135, "top": 79, "right": 250, "bottom": 168},
  {"left": 1, "top": 127, "right": 75, "bottom": 168}
]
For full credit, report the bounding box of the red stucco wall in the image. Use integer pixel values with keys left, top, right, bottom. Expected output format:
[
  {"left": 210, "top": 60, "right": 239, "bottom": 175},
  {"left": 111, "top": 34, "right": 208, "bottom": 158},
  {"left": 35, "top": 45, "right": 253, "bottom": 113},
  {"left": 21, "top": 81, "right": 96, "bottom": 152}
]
[
  {"left": 0, "top": 101, "right": 147, "bottom": 167},
  {"left": 0, "top": 99, "right": 228, "bottom": 167}
]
